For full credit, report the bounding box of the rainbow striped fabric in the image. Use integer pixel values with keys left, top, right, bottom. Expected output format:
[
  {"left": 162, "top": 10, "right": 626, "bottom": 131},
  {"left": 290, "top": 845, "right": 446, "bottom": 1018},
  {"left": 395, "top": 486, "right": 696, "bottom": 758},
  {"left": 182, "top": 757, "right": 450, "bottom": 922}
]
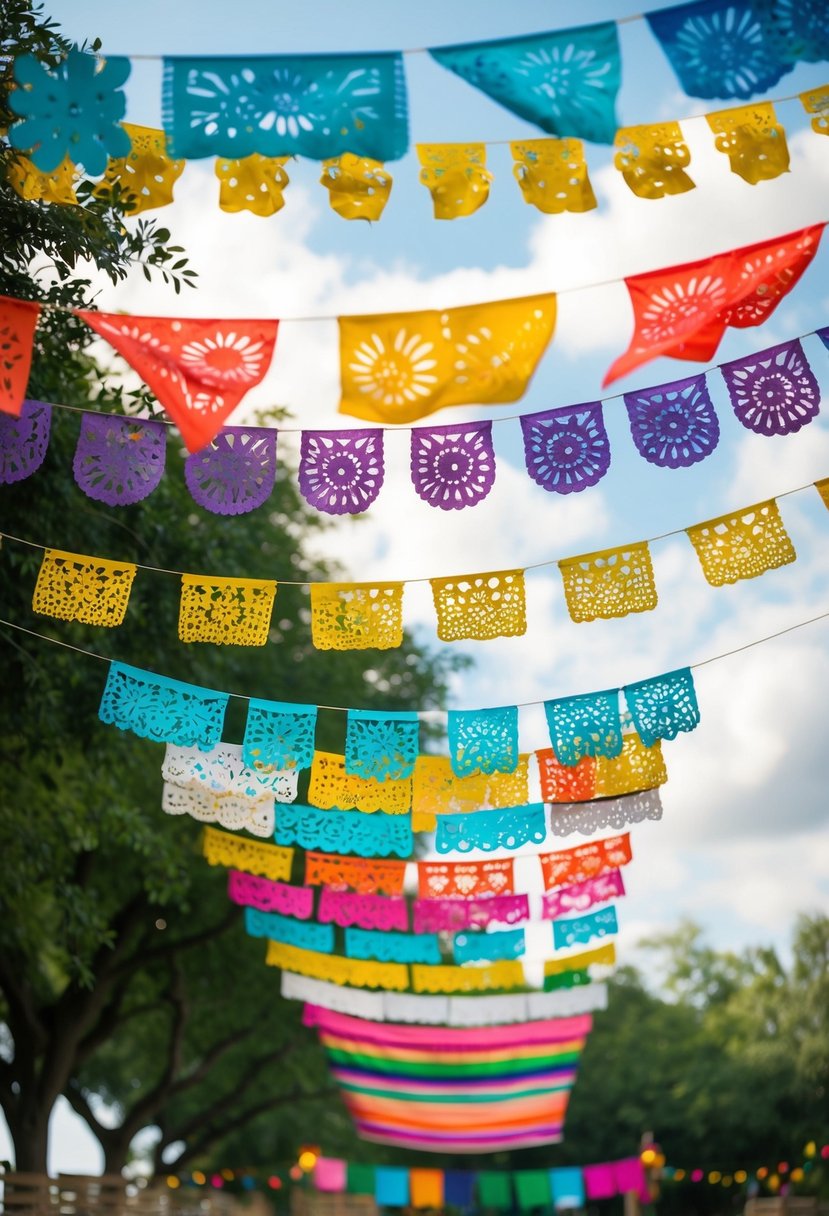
[{"left": 303, "top": 1005, "right": 592, "bottom": 1152}]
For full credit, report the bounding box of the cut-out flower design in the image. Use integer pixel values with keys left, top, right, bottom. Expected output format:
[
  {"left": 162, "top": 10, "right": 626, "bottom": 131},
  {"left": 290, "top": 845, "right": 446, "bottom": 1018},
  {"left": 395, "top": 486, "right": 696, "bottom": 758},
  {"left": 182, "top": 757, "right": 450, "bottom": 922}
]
[
  {"left": 625, "top": 375, "right": 719, "bottom": 468},
  {"left": 10, "top": 47, "right": 131, "bottom": 175},
  {"left": 179, "top": 331, "right": 269, "bottom": 387},
  {"left": 299, "top": 430, "right": 384, "bottom": 516},
  {"left": 348, "top": 328, "right": 438, "bottom": 409}
]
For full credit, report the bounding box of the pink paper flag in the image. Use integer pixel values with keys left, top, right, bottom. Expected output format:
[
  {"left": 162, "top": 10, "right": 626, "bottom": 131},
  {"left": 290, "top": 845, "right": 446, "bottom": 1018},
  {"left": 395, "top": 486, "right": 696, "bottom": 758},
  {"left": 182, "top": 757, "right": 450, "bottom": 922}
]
[{"left": 314, "top": 1158, "right": 347, "bottom": 1193}]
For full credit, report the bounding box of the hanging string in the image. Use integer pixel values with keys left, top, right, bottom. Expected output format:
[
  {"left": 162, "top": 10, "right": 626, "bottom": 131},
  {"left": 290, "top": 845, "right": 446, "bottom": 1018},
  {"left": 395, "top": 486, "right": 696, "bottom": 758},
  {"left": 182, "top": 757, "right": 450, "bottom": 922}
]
[
  {"left": 29, "top": 321, "right": 828, "bottom": 435},
  {"left": 0, "top": 474, "right": 823, "bottom": 588},
  {"left": 1, "top": 605, "right": 828, "bottom": 716}
]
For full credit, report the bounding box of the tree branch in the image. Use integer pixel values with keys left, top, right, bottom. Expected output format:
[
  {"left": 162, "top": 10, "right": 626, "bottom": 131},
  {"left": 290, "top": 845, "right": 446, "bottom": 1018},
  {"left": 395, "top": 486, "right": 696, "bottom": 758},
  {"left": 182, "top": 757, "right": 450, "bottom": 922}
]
[
  {"left": 164, "top": 1087, "right": 337, "bottom": 1171},
  {"left": 109, "top": 906, "right": 241, "bottom": 980},
  {"left": 64, "top": 1079, "right": 111, "bottom": 1144}
]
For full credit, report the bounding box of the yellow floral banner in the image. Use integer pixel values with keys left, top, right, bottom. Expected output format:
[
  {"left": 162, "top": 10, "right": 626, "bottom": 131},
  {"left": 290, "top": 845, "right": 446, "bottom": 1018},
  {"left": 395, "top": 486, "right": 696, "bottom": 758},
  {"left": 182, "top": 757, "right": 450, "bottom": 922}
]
[
  {"left": 595, "top": 736, "right": 666, "bottom": 797},
  {"left": 417, "top": 143, "right": 492, "bottom": 219},
  {"left": 308, "top": 751, "right": 412, "bottom": 815},
  {"left": 686, "top": 499, "right": 796, "bottom": 587},
  {"left": 706, "top": 103, "right": 789, "bottom": 184},
  {"left": 310, "top": 582, "right": 404, "bottom": 650},
  {"left": 559, "top": 543, "right": 658, "bottom": 624},
  {"left": 338, "top": 296, "right": 556, "bottom": 424},
  {"left": 179, "top": 574, "right": 276, "bottom": 646},
  {"left": 613, "top": 122, "right": 694, "bottom": 199},
  {"left": 266, "top": 940, "right": 409, "bottom": 990},
  {"left": 32, "top": 549, "right": 136, "bottom": 628},
  {"left": 202, "top": 826, "right": 293, "bottom": 881},
  {"left": 431, "top": 569, "right": 528, "bottom": 642},
  {"left": 412, "top": 755, "right": 531, "bottom": 818}
]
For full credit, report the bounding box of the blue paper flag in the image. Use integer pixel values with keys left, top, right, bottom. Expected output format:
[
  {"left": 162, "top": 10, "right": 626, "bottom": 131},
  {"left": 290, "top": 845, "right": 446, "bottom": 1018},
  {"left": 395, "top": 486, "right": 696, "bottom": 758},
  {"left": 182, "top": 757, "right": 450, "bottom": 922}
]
[{"left": 431, "top": 22, "right": 621, "bottom": 144}]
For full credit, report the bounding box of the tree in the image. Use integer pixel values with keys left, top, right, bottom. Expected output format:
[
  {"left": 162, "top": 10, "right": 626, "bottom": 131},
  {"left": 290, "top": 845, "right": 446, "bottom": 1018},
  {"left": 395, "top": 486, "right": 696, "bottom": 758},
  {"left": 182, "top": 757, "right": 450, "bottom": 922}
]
[{"left": 0, "top": 2, "right": 460, "bottom": 1172}]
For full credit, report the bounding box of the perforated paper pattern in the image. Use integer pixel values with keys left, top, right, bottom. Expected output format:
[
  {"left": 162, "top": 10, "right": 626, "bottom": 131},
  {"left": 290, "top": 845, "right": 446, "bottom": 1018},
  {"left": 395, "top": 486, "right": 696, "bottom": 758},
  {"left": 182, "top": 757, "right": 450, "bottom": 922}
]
[
  {"left": 594, "top": 735, "right": 667, "bottom": 796},
  {"left": 184, "top": 427, "right": 278, "bottom": 516},
  {"left": 613, "top": 122, "right": 694, "bottom": 198},
  {"left": 559, "top": 542, "right": 657, "bottom": 622},
  {"left": 410, "top": 420, "right": 496, "bottom": 511},
  {"left": 435, "top": 805, "right": 547, "bottom": 854},
  {"left": 0, "top": 297, "right": 39, "bottom": 416},
  {"left": 202, "top": 826, "right": 293, "bottom": 881},
  {"left": 178, "top": 574, "right": 275, "bottom": 646},
  {"left": 411, "top": 960, "right": 524, "bottom": 995},
  {"left": 345, "top": 710, "right": 419, "bottom": 782},
  {"left": 521, "top": 402, "right": 610, "bottom": 495},
  {"left": 164, "top": 53, "right": 408, "bottom": 163},
  {"left": 536, "top": 750, "right": 597, "bottom": 803},
  {"left": 73, "top": 414, "right": 166, "bottom": 506},
  {"left": 228, "top": 870, "right": 313, "bottom": 917},
  {"left": 318, "top": 887, "right": 408, "bottom": 932},
  {"left": 33, "top": 549, "right": 136, "bottom": 627},
  {"left": 299, "top": 429, "right": 384, "bottom": 516},
  {"left": 243, "top": 699, "right": 317, "bottom": 771},
  {"left": 0, "top": 399, "right": 51, "bottom": 483},
  {"left": 707, "top": 103, "right": 790, "bottom": 184},
  {"left": 511, "top": 139, "right": 596, "bottom": 214},
  {"left": 99, "top": 663, "right": 228, "bottom": 750},
  {"left": 162, "top": 782, "right": 274, "bottom": 837},
  {"left": 624, "top": 373, "right": 720, "bottom": 469},
  {"left": 7, "top": 152, "right": 77, "bottom": 205},
  {"left": 623, "top": 668, "right": 700, "bottom": 747},
  {"left": 539, "top": 834, "right": 632, "bottom": 890},
  {"left": 548, "top": 788, "right": 663, "bottom": 838},
  {"left": 544, "top": 691, "right": 623, "bottom": 766},
  {"left": 310, "top": 581, "right": 404, "bottom": 651},
  {"left": 413, "top": 755, "right": 530, "bottom": 817},
  {"left": 431, "top": 569, "right": 527, "bottom": 642},
  {"left": 448, "top": 706, "right": 519, "bottom": 777},
  {"left": 245, "top": 906, "right": 334, "bottom": 953},
  {"left": 417, "top": 143, "right": 492, "bottom": 219},
  {"left": 417, "top": 858, "right": 514, "bottom": 900},
  {"left": 686, "top": 498, "right": 795, "bottom": 586},
  {"left": 721, "top": 339, "right": 820, "bottom": 436},
  {"left": 320, "top": 154, "right": 392, "bottom": 221},
  {"left": 304, "top": 853, "right": 407, "bottom": 896},
  {"left": 215, "top": 154, "right": 290, "bottom": 216},
  {"left": 309, "top": 751, "right": 412, "bottom": 814},
  {"left": 430, "top": 23, "right": 620, "bottom": 144},
  {"left": 542, "top": 871, "right": 625, "bottom": 919},
  {"left": 339, "top": 294, "right": 556, "bottom": 425},
  {"left": 413, "top": 893, "right": 529, "bottom": 934},
  {"left": 275, "top": 804, "right": 412, "bottom": 858},
  {"left": 345, "top": 928, "right": 441, "bottom": 965},
  {"left": 99, "top": 123, "right": 184, "bottom": 212},
  {"left": 266, "top": 940, "right": 409, "bottom": 990},
  {"left": 162, "top": 742, "right": 298, "bottom": 801}
]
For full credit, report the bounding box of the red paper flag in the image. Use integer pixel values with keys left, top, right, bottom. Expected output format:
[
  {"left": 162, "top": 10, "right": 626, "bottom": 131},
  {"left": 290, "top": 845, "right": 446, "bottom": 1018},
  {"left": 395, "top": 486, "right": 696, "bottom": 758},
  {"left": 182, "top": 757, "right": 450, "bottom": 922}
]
[
  {"left": 77, "top": 311, "right": 279, "bottom": 451},
  {"left": 0, "top": 297, "right": 40, "bottom": 416},
  {"left": 605, "top": 224, "right": 824, "bottom": 385}
]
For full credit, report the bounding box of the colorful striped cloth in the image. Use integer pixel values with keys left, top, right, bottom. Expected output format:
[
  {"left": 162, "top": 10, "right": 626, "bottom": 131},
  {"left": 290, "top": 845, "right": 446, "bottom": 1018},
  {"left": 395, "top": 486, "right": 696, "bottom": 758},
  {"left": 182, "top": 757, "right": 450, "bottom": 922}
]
[{"left": 303, "top": 1005, "right": 592, "bottom": 1152}]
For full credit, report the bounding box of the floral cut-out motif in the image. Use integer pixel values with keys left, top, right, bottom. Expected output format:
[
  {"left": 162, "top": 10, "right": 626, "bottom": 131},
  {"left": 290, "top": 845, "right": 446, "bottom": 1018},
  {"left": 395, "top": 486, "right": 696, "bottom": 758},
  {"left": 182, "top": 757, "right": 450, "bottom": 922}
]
[
  {"left": 686, "top": 498, "right": 796, "bottom": 585},
  {"left": 33, "top": 549, "right": 135, "bottom": 628},
  {"left": 521, "top": 402, "right": 609, "bottom": 494},
  {"left": 339, "top": 294, "right": 555, "bottom": 424},
  {"left": 299, "top": 430, "right": 384, "bottom": 516},
  {"left": 720, "top": 339, "right": 820, "bottom": 436},
  {"left": 410, "top": 421, "right": 495, "bottom": 510},
  {"left": 310, "top": 582, "right": 404, "bottom": 651},
  {"left": 178, "top": 575, "right": 275, "bottom": 646},
  {"left": 431, "top": 569, "right": 527, "bottom": 642},
  {"left": 163, "top": 53, "right": 408, "bottom": 162},
  {"left": 74, "top": 414, "right": 167, "bottom": 506},
  {"left": 344, "top": 710, "right": 419, "bottom": 783},
  {"left": 0, "top": 400, "right": 51, "bottom": 483},
  {"left": 559, "top": 543, "right": 657, "bottom": 622},
  {"left": 202, "top": 827, "right": 293, "bottom": 882},
  {"left": 447, "top": 706, "right": 519, "bottom": 777},
  {"left": 430, "top": 23, "right": 621, "bottom": 144},
  {"left": 185, "top": 428, "right": 277, "bottom": 516},
  {"left": 624, "top": 374, "right": 719, "bottom": 468}
]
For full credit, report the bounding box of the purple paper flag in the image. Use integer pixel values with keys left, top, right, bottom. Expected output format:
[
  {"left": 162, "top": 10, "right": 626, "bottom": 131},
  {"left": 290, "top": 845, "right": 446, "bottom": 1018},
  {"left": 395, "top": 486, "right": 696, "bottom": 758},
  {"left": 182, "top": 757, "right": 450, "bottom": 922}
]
[
  {"left": 521, "top": 403, "right": 610, "bottom": 493},
  {"left": 73, "top": 413, "right": 166, "bottom": 505},
  {"left": 185, "top": 426, "right": 277, "bottom": 515},
  {"left": 411, "top": 420, "right": 495, "bottom": 509},
  {"left": 299, "top": 428, "right": 384, "bottom": 515},
  {"left": 721, "top": 339, "right": 820, "bottom": 436},
  {"left": 624, "top": 374, "right": 719, "bottom": 469}
]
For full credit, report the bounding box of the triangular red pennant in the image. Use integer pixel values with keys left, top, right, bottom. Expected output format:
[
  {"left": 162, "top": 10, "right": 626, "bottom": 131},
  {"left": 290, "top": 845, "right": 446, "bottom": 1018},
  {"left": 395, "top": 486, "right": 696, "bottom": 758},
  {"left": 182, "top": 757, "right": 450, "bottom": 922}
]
[
  {"left": 0, "top": 297, "right": 40, "bottom": 416},
  {"left": 77, "top": 311, "right": 279, "bottom": 451},
  {"left": 605, "top": 224, "right": 824, "bottom": 385}
]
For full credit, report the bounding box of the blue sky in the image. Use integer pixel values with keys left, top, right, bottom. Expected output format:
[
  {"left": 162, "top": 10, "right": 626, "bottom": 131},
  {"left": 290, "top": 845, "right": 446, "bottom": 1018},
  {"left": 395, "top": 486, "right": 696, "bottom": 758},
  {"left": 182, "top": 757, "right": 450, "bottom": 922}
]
[{"left": 10, "top": 0, "right": 829, "bottom": 1171}]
